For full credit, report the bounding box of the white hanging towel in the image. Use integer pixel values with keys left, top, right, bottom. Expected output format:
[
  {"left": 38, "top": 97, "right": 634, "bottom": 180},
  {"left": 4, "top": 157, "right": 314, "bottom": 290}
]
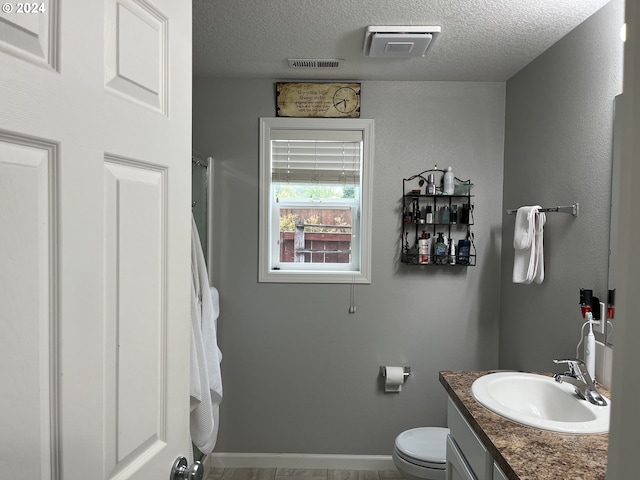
[
  {"left": 512, "top": 206, "right": 546, "bottom": 284},
  {"left": 190, "top": 215, "right": 223, "bottom": 455}
]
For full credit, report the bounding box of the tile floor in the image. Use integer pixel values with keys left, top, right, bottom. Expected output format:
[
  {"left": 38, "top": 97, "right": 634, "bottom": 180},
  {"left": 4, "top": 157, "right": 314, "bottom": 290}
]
[{"left": 205, "top": 468, "right": 403, "bottom": 480}]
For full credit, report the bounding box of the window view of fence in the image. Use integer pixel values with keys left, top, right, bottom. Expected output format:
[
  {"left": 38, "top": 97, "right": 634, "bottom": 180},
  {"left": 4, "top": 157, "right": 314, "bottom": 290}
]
[{"left": 279, "top": 208, "right": 352, "bottom": 263}]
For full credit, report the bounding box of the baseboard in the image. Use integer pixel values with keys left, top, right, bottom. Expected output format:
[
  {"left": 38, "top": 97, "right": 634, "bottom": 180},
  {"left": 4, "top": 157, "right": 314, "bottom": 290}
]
[
  {"left": 207, "top": 453, "right": 396, "bottom": 471},
  {"left": 203, "top": 454, "right": 213, "bottom": 476}
]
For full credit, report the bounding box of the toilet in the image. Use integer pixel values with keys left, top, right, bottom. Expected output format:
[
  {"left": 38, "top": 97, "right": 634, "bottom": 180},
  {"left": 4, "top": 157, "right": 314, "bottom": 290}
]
[{"left": 392, "top": 427, "right": 449, "bottom": 480}]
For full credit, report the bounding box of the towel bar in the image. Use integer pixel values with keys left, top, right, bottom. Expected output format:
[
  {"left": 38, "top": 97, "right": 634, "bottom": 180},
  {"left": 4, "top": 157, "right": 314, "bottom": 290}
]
[{"left": 506, "top": 203, "right": 579, "bottom": 217}]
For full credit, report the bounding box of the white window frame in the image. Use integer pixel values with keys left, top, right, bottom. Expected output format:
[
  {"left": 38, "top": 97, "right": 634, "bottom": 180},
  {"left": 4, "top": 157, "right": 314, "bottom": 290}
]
[
  {"left": 259, "top": 117, "right": 374, "bottom": 284},
  {"left": 270, "top": 198, "right": 360, "bottom": 273}
]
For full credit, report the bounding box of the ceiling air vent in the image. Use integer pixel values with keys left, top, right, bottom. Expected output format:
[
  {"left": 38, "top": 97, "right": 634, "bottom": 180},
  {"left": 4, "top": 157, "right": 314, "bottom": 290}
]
[
  {"left": 363, "top": 26, "right": 441, "bottom": 57},
  {"left": 288, "top": 58, "right": 343, "bottom": 69}
]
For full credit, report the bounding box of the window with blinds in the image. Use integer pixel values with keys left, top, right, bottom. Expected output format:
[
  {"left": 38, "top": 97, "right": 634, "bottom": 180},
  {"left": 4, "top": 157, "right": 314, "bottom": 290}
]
[
  {"left": 270, "top": 130, "right": 362, "bottom": 185},
  {"left": 259, "top": 118, "right": 374, "bottom": 284}
]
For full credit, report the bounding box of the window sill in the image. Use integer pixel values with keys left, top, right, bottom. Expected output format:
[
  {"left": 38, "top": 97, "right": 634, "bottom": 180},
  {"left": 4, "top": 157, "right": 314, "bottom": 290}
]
[{"left": 258, "top": 268, "right": 371, "bottom": 284}]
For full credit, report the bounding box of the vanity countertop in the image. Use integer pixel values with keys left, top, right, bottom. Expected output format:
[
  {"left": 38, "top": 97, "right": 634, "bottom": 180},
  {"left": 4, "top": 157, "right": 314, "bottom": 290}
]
[{"left": 439, "top": 371, "right": 611, "bottom": 480}]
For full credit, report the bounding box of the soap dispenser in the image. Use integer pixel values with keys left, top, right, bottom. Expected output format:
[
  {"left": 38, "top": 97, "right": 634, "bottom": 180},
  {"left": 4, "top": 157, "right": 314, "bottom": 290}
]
[{"left": 434, "top": 232, "right": 447, "bottom": 264}]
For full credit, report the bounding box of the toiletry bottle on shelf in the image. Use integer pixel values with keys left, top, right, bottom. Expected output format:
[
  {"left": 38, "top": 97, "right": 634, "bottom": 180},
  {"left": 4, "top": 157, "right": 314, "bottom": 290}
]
[
  {"left": 457, "top": 236, "right": 470, "bottom": 265},
  {"left": 419, "top": 231, "right": 430, "bottom": 265},
  {"left": 460, "top": 203, "right": 470, "bottom": 224},
  {"left": 426, "top": 174, "right": 436, "bottom": 195},
  {"left": 451, "top": 205, "right": 458, "bottom": 224},
  {"left": 425, "top": 205, "right": 433, "bottom": 224},
  {"left": 412, "top": 198, "right": 419, "bottom": 223},
  {"left": 440, "top": 205, "right": 450, "bottom": 224},
  {"left": 449, "top": 239, "right": 456, "bottom": 265},
  {"left": 403, "top": 204, "right": 411, "bottom": 223},
  {"left": 434, "top": 232, "right": 447, "bottom": 264},
  {"left": 443, "top": 166, "right": 455, "bottom": 195}
]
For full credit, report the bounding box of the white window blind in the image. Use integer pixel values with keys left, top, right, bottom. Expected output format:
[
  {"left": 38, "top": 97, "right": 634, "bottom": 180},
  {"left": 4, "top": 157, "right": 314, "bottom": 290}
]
[{"left": 271, "top": 129, "right": 362, "bottom": 184}]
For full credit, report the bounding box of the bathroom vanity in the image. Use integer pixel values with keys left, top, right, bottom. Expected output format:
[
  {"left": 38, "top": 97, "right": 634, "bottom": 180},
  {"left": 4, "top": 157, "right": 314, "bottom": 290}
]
[{"left": 439, "top": 371, "right": 610, "bottom": 480}]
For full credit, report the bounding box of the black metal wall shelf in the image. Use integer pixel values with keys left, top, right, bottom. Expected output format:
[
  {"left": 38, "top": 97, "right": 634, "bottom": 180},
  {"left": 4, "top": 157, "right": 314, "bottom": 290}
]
[{"left": 401, "top": 168, "right": 476, "bottom": 267}]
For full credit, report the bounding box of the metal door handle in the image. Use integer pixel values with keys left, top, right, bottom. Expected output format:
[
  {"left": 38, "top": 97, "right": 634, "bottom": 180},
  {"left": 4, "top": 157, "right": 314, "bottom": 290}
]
[{"left": 171, "top": 457, "right": 204, "bottom": 480}]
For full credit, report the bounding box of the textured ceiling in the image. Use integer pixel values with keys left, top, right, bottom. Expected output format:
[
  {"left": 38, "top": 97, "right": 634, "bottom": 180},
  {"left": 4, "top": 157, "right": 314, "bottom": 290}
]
[{"left": 193, "top": 0, "right": 612, "bottom": 82}]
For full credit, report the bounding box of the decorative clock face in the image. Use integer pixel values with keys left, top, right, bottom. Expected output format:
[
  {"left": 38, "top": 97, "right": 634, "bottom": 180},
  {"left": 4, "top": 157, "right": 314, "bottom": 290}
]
[
  {"left": 276, "top": 82, "right": 361, "bottom": 117},
  {"left": 332, "top": 86, "right": 359, "bottom": 114}
]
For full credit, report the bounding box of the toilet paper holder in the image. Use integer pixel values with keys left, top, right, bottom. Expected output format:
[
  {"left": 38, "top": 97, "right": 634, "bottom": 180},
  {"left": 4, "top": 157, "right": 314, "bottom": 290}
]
[{"left": 379, "top": 366, "right": 412, "bottom": 378}]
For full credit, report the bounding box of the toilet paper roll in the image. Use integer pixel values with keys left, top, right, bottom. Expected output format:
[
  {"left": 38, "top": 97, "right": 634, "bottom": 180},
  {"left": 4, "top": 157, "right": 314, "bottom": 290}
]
[{"left": 384, "top": 366, "right": 405, "bottom": 393}]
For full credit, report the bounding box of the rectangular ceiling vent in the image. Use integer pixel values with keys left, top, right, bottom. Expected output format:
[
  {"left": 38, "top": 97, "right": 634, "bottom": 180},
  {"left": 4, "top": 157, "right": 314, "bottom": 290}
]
[
  {"left": 288, "top": 58, "right": 343, "bottom": 69},
  {"left": 363, "top": 26, "right": 441, "bottom": 57}
]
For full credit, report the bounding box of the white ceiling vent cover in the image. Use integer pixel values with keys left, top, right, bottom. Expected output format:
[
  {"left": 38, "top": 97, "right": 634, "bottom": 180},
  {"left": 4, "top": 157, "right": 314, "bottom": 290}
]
[
  {"left": 363, "top": 26, "right": 441, "bottom": 57},
  {"left": 288, "top": 59, "right": 343, "bottom": 69}
]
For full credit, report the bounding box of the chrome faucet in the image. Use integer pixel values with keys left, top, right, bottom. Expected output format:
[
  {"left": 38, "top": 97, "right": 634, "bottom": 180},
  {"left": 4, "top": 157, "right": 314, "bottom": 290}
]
[{"left": 553, "top": 358, "right": 607, "bottom": 407}]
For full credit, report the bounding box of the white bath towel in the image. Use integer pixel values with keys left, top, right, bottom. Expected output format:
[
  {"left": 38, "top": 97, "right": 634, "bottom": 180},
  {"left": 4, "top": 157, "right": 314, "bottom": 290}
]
[
  {"left": 190, "top": 215, "right": 223, "bottom": 455},
  {"left": 512, "top": 206, "right": 546, "bottom": 284},
  {"left": 531, "top": 211, "right": 546, "bottom": 284}
]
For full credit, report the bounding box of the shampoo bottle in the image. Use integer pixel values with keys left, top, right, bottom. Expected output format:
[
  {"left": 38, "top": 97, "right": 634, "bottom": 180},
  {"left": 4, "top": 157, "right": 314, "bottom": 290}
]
[{"left": 418, "top": 231, "right": 430, "bottom": 265}]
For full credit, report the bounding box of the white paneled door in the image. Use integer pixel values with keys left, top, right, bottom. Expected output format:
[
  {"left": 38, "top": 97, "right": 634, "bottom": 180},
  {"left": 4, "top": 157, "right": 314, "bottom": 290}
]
[{"left": 0, "top": 1, "right": 192, "bottom": 479}]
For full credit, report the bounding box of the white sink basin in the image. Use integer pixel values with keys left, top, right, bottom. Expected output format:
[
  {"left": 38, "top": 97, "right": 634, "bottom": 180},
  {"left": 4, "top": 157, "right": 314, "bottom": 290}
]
[{"left": 471, "top": 372, "right": 610, "bottom": 434}]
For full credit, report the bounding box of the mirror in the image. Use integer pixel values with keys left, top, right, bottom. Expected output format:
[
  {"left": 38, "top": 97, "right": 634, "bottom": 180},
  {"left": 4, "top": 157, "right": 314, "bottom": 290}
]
[{"left": 607, "top": 94, "right": 623, "bottom": 346}]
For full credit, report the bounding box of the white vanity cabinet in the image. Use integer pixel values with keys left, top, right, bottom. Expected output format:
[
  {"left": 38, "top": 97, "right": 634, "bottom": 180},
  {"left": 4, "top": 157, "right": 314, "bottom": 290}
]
[
  {"left": 441, "top": 371, "right": 609, "bottom": 480},
  {"left": 492, "top": 463, "right": 508, "bottom": 480},
  {"left": 446, "top": 435, "right": 478, "bottom": 480},
  {"left": 446, "top": 398, "right": 494, "bottom": 480}
]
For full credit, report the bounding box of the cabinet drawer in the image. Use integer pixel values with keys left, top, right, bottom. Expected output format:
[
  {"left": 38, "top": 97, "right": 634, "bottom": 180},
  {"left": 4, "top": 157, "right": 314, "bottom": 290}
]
[{"left": 447, "top": 398, "right": 492, "bottom": 480}]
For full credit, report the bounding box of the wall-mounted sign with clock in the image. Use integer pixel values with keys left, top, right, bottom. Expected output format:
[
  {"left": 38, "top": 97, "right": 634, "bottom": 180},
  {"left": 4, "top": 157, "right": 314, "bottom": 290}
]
[{"left": 276, "top": 82, "right": 361, "bottom": 118}]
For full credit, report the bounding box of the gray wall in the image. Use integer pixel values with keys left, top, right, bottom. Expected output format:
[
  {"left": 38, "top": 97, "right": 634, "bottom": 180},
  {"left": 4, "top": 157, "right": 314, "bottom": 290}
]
[
  {"left": 192, "top": 0, "right": 623, "bottom": 456},
  {"left": 607, "top": 2, "right": 640, "bottom": 475},
  {"left": 499, "top": 0, "right": 624, "bottom": 372},
  {"left": 193, "top": 80, "right": 505, "bottom": 454}
]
